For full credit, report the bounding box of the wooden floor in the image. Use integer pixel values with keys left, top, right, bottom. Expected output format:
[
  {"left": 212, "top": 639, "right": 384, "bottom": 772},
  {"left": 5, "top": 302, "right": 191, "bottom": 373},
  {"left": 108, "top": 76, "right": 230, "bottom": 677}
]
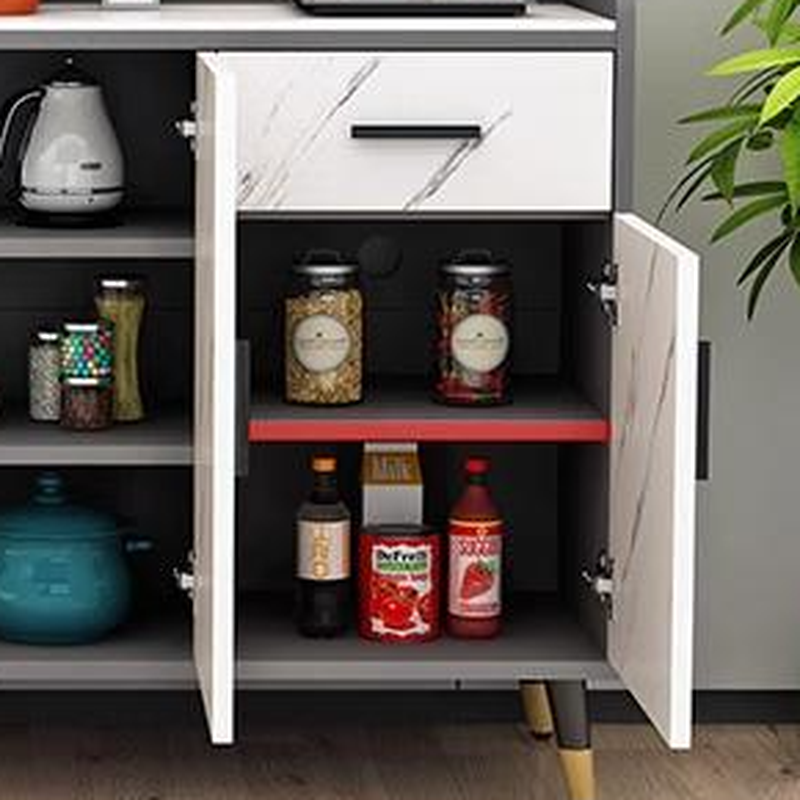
[{"left": 0, "top": 722, "right": 797, "bottom": 799}]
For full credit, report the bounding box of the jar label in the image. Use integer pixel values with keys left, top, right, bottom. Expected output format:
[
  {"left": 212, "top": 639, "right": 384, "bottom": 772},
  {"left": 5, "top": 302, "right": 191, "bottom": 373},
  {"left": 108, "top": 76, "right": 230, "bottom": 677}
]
[
  {"left": 297, "top": 520, "right": 351, "bottom": 581},
  {"left": 292, "top": 314, "right": 352, "bottom": 373},
  {"left": 448, "top": 520, "right": 502, "bottom": 619},
  {"left": 451, "top": 315, "right": 509, "bottom": 373}
]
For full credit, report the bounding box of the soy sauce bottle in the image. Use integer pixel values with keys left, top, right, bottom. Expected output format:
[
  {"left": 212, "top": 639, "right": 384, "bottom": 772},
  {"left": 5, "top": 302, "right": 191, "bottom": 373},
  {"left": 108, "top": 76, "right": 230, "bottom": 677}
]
[{"left": 296, "top": 456, "right": 351, "bottom": 637}]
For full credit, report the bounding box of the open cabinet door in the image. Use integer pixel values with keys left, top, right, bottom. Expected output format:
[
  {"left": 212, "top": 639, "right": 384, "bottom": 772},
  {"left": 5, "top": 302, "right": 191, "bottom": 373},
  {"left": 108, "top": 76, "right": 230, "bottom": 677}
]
[
  {"left": 193, "top": 53, "right": 237, "bottom": 745},
  {"left": 609, "top": 214, "right": 699, "bottom": 750}
]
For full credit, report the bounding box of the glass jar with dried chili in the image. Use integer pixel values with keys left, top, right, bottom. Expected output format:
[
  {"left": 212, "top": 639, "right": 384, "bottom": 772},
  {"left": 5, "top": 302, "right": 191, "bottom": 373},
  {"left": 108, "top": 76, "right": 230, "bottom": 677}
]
[{"left": 434, "top": 251, "right": 512, "bottom": 406}]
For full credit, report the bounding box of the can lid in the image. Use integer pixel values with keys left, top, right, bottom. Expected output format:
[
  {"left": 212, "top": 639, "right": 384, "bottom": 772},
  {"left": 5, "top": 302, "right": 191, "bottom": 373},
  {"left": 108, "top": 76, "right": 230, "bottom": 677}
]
[
  {"left": 465, "top": 457, "right": 490, "bottom": 475},
  {"left": 312, "top": 456, "right": 337, "bottom": 473},
  {"left": 362, "top": 524, "right": 436, "bottom": 538}
]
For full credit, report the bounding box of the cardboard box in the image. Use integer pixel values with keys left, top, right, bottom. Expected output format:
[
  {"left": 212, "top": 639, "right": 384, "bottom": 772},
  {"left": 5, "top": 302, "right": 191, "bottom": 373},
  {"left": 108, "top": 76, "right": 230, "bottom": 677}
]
[{"left": 362, "top": 443, "right": 423, "bottom": 526}]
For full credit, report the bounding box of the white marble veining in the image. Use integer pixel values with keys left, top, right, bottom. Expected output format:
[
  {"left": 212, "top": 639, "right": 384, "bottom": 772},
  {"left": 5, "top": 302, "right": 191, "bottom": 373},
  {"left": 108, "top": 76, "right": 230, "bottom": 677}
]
[
  {"left": 609, "top": 214, "right": 699, "bottom": 750},
  {"left": 225, "top": 51, "right": 613, "bottom": 213},
  {"left": 0, "top": 3, "right": 616, "bottom": 34}
]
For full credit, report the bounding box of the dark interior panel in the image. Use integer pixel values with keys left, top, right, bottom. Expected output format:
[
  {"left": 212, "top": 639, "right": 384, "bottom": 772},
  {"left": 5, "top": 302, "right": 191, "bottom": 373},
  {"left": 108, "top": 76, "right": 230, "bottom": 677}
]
[
  {"left": 0, "top": 52, "right": 194, "bottom": 213},
  {"left": 0, "top": 259, "right": 193, "bottom": 410}
]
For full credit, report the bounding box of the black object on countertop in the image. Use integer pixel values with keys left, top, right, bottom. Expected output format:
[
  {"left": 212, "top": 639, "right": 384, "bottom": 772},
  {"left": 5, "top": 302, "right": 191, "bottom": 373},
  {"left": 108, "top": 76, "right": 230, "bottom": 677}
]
[{"left": 293, "top": 0, "right": 526, "bottom": 17}]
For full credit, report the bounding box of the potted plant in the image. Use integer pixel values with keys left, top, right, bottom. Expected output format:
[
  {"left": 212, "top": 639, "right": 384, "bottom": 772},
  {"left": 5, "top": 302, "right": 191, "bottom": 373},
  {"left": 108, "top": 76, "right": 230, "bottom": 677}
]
[{"left": 664, "top": 0, "right": 800, "bottom": 317}]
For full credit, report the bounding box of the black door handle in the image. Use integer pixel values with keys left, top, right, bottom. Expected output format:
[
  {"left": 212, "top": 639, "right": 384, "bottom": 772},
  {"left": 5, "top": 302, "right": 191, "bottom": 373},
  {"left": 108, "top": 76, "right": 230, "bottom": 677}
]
[
  {"left": 697, "top": 340, "right": 712, "bottom": 482},
  {"left": 350, "top": 124, "right": 483, "bottom": 140}
]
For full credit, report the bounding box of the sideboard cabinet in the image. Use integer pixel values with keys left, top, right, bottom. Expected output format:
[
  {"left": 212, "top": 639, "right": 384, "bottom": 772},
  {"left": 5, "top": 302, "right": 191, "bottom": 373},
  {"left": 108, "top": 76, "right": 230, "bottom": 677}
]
[{"left": 0, "top": 3, "right": 699, "bottom": 798}]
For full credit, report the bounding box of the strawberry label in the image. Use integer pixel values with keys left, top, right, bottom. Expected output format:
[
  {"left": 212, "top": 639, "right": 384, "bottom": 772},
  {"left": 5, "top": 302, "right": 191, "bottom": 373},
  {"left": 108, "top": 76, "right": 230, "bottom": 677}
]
[{"left": 448, "top": 519, "right": 502, "bottom": 619}]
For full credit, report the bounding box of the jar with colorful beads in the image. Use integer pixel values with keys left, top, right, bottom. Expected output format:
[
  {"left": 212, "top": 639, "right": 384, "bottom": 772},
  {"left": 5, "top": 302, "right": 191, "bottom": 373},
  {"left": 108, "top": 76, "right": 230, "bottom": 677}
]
[{"left": 61, "top": 322, "right": 114, "bottom": 381}]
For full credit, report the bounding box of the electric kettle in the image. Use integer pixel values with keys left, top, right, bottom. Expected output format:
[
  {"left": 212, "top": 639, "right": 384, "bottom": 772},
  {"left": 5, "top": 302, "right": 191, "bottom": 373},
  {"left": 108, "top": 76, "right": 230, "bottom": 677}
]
[{"left": 0, "top": 59, "right": 125, "bottom": 224}]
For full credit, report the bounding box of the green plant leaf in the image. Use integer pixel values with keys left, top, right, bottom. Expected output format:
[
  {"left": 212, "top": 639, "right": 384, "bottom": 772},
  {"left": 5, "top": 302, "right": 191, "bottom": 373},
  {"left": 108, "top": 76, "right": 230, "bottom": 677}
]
[
  {"left": 658, "top": 155, "right": 719, "bottom": 222},
  {"left": 680, "top": 104, "right": 761, "bottom": 124},
  {"left": 736, "top": 230, "right": 793, "bottom": 284},
  {"left": 747, "top": 129, "right": 776, "bottom": 149},
  {"left": 789, "top": 232, "right": 800, "bottom": 287},
  {"left": 761, "top": 65, "right": 800, "bottom": 124},
  {"left": 780, "top": 106, "right": 800, "bottom": 212},
  {"left": 746, "top": 235, "right": 791, "bottom": 318},
  {"left": 765, "top": 0, "right": 800, "bottom": 44},
  {"left": 778, "top": 21, "right": 800, "bottom": 43},
  {"left": 711, "top": 141, "right": 743, "bottom": 202},
  {"left": 729, "top": 67, "right": 782, "bottom": 104},
  {"left": 703, "top": 181, "right": 787, "bottom": 201},
  {"left": 710, "top": 46, "right": 800, "bottom": 76},
  {"left": 722, "top": 0, "right": 769, "bottom": 34},
  {"left": 687, "top": 118, "right": 755, "bottom": 163},
  {"left": 711, "top": 194, "right": 788, "bottom": 241}
]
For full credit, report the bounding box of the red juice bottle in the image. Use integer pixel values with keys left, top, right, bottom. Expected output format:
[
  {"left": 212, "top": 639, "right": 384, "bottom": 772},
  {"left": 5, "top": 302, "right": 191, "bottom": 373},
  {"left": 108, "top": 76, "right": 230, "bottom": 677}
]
[{"left": 447, "top": 457, "right": 503, "bottom": 638}]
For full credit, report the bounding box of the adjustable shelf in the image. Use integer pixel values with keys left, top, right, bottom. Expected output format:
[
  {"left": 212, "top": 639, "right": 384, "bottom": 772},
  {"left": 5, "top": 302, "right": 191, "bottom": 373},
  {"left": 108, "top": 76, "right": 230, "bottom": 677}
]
[
  {"left": 249, "top": 378, "right": 609, "bottom": 444},
  {"left": 0, "top": 212, "right": 193, "bottom": 261},
  {"left": 0, "top": 412, "right": 192, "bottom": 466}
]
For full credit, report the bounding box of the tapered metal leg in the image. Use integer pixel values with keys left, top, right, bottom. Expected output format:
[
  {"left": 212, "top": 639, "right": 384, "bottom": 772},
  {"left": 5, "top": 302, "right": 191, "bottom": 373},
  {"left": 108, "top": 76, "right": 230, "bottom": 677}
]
[
  {"left": 520, "top": 681, "right": 555, "bottom": 740},
  {"left": 547, "top": 681, "right": 596, "bottom": 800}
]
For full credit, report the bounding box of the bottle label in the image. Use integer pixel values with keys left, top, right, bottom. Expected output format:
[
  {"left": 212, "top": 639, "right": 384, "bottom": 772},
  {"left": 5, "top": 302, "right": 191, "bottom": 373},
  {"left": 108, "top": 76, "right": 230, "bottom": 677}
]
[
  {"left": 451, "top": 314, "right": 509, "bottom": 374},
  {"left": 448, "top": 519, "right": 502, "bottom": 619},
  {"left": 292, "top": 314, "right": 352, "bottom": 373},
  {"left": 297, "top": 520, "right": 351, "bottom": 581}
]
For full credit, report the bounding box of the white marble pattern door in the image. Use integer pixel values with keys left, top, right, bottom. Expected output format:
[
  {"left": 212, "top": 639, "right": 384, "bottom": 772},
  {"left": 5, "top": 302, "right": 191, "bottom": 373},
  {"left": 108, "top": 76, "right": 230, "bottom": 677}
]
[
  {"left": 609, "top": 214, "right": 699, "bottom": 750},
  {"left": 223, "top": 52, "right": 613, "bottom": 213},
  {"left": 194, "top": 53, "right": 237, "bottom": 745}
]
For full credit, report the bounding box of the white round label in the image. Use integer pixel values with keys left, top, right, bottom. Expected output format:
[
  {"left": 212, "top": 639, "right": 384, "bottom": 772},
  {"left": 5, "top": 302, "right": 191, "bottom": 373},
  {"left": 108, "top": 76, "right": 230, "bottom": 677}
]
[
  {"left": 292, "top": 314, "right": 352, "bottom": 373},
  {"left": 451, "top": 314, "right": 509, "bottom": 373}
]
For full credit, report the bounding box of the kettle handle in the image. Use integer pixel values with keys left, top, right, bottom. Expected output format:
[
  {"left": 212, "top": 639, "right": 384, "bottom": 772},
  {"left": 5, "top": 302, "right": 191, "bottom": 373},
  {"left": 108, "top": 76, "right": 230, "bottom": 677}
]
[{"left": 0, "top": 89, "right": 44, "bottom": 167}]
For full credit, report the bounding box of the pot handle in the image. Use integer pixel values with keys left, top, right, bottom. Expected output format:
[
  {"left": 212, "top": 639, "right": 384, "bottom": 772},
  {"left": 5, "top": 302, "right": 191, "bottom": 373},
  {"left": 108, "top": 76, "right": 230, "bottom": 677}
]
[{"left": 0, "top": 89, "right": 44, "bottom": 167}]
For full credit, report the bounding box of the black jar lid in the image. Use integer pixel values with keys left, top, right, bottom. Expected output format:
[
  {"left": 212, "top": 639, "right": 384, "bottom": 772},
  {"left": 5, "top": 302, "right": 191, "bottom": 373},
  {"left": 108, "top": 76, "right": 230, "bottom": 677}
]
[
  {"left": 362, "top": 524, "right": 437, "bottom": 538},
  {"left": 294, "top": 249, "right": 358, "bottom": 278}
]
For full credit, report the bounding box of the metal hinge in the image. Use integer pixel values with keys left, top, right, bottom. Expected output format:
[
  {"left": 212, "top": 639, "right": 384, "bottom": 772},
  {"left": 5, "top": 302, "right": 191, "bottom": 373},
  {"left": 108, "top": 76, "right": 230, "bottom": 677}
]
[
  {"left": 175, "top": 102, "right": 198, "bottom": 156},
  {"left": 582, "top": 551, "right": 615, "bottom": 618},
  {"left": 174, "top": 551, "right": 196, "bottom": 598},
  {"left": 587, "top": 262, "right": 619, "bottom": 327}
]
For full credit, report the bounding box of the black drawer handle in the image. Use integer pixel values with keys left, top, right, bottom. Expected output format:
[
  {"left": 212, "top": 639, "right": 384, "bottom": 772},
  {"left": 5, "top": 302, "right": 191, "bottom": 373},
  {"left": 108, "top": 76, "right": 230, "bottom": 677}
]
[{"left": 350, "top": 124, "right": 483, "bottom": 140}]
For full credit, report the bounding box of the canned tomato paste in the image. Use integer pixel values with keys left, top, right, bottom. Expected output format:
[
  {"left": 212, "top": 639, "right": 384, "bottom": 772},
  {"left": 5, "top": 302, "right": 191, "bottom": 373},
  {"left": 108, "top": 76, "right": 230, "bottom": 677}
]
[{"left": 359, "top": 525, "right": 441, "bottom": 643}]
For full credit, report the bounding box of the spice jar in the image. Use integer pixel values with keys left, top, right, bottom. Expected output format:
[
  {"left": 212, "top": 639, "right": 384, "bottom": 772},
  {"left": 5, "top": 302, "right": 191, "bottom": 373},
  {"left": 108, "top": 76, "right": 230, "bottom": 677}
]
[
  {"left": 61, "top": 378, "right": 113, "bottom": 431},
  {"left": 61, "top": 322, "right": 114, "bottom": 381},
  {"left": 29, "top": 330, "right": 61, "bottom": 422},
  {"left": 435, "top": 251, "right": 512, "bottom": 406},
  {"left": 95, "top": 278, "right": 145, "bottom": 422},
  {"left": 285, "top": 251, "right": 363, "bottom": 406}
]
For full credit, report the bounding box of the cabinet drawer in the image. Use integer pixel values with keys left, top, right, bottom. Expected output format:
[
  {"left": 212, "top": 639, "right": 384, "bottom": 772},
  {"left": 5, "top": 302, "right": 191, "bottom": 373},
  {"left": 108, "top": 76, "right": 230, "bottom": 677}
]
[{"left": 229, "top": 52, "right": 614, "bottom": 214}]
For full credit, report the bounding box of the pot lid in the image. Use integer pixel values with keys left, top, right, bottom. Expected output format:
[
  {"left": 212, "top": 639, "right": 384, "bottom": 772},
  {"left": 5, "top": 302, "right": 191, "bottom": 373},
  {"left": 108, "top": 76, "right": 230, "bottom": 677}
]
[{"left": 0, "top": 473, "right": 118, "bottom": 541}]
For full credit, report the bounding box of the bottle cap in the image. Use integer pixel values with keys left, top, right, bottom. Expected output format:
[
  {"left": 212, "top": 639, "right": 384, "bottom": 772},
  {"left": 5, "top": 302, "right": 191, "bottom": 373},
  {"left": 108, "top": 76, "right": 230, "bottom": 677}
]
[
  {"left": 312, "top": 456, "right": 337, "bottom": 473},
  {"left": 465, "top": 457, "right": 490, "bottom": 475}
]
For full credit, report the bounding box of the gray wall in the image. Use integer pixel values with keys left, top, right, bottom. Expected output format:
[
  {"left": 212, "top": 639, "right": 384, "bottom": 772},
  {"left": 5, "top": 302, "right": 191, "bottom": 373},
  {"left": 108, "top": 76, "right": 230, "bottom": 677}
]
[{"left": 636, "top": 0, "right": 800, "bottom": 689}]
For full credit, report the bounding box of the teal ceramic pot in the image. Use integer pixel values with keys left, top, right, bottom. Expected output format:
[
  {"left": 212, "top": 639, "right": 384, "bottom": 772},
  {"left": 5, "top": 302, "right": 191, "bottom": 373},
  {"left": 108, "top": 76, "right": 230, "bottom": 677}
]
[{"left": 0, "top": 473, "right": 148, "bottom": 645}]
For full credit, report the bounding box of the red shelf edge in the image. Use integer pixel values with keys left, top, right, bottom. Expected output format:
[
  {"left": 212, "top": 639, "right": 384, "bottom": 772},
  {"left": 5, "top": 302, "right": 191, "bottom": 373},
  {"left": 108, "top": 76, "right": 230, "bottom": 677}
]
[{"left": 249, "top": 419, "right": 611, "bottom": 444}]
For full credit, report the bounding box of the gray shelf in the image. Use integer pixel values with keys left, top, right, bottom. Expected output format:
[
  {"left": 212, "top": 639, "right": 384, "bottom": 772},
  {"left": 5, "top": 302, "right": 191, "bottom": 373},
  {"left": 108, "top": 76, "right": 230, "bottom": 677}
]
[
  {"left": 0, "top": 212, "right": 193, "bottom": 261},
  {"left": 0, "top": 412, "right": 192, "bottom": 466},
  {"left": 238, "top": 595, "right": 613, "bottom": 686},
  {"left": 0, "top": 610, "right": 194, "bottom": 690}
]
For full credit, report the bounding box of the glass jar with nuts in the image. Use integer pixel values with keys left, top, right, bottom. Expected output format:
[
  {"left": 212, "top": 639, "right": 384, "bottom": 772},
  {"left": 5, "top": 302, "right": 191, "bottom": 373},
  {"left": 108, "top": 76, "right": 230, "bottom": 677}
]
[{"left": 285, "top": 251, "right": 364, "bottom": 406}]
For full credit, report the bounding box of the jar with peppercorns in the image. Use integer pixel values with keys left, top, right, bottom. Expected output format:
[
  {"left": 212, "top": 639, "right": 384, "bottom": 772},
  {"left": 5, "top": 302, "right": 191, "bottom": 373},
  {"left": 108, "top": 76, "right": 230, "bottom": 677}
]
[{"left": 434, "top": 251, "right": 512, "bottom": 406}]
